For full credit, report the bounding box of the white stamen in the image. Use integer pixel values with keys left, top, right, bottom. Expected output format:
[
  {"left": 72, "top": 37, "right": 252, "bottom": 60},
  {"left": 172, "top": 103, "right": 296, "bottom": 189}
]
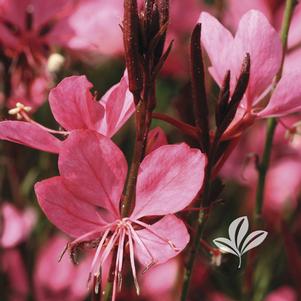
[
  {"left": 131, "top": 219, "right": 179, "bottom": 251},
  {"left": 127, "top": 228, "right": 140, "bottom": 295},
  {"left": 8, "top": 102, "right": 32, "bottom": 117}
]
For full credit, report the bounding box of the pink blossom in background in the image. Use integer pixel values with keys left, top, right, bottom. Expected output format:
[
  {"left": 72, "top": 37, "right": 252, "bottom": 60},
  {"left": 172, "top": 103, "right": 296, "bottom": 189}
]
[
  {"left": 140, "top": 258, "right": 179, "bottom": 301},
  {"left": 7, "top": 72, "right": 50, "bottom": 110},
  {"left": 1, "top": 249, "right": 29, "bottom": 301},
  {"left": 199, "top": 10, "right": 301, "bottom": 138},
  {"left": 0, "top": 203, "right": 36, "bottom": 301},
  {"left": 222, "top": 116, "right": 301, "bottom": 224},
  {"left": 265, "top": 286, "right": 297, "bottom": 301},
  {"left": 0, "top": 0, "right": 124, "bottom": 109},
  {"left": 0, "top": 72, "right": 134, "bottom": 153},
  {"left": 34, "top": 235, "right": 92, "bottom": 301},
  {"left": 35, "top": 130, "right": 206, "bottom": 300},
  {"left": 57, "top": 0, "right": 124, "bottom": 56},
  {"left": 0, "top": 202, "right": 36, "bottom": 248}
]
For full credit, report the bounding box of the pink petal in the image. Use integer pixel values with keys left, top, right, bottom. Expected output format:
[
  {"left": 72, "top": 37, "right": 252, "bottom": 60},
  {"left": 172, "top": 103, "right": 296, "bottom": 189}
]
[
  {"left": 0, "top": 121, "right": 61, "bottom": 153},
  {"left": 0, "top": 0, "right": 29, "bottom": 30},
  {"left": 233, "top": 10, "right": 282, "bottom": 107},
  {"left": 98, "top": 71, "right": 134, "bottom": 137},
  {"left": 32, "top": 0, "right": 72, "bottom": 30},
  {"left": 132, "top": 143, "right": 205, "bottom": 219},
  {"left": 223, "top": 0, "right": 271, "bottom": 30},
  {"left": 134, "top": 215, "right": 189, "bottom": 266},
  {"left": 49, "top": 75, "right": 104, "bottom": 131},
  {"left": 198, "top": 12, "right": 234, "bottom": 86},
  {"left": 58, "top": 130, "right": 127, "bottom": 218},
  {"left": 258, "top": 71, "right": 301, "bottom": 117},
  {"left": 35, "top": 176, "right": 105, "bottom": 237}
]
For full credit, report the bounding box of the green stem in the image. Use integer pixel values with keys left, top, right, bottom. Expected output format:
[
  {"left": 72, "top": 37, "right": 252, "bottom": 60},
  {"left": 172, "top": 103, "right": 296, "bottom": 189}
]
[
  {"left": 254, "top": 118, "right": 277, "bottom": 224},
  {"left": 254, "top": 0, "right": 297, "bottom": 224}
]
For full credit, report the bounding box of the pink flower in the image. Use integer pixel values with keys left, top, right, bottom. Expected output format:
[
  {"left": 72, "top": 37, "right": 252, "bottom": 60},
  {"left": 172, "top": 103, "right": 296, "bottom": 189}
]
[
  {"left": 140, "top": 258, "right": 179, "bottom": 301},
  {"left": 0, "top": 0, "right": 124, "bottom": 109},
  {"left": 199, "top": 10, "right": 301, "bottom": 135},
  {"left": 265, "top": 286, "right": 297, "bottom": 301},
  {"left": 34, "top": 234, "right": 93, "bottom": 301},
  {"left": 1, "top": 249, "right": 29, "bottom": 301},
  {"left": 0, "top": 202, "right": 36, "bottom": 248},
  {"left": 57, "top": 0, "right": 124, "bottom": 56},
  {"left": 0, "top": 73, "right": 134, "bottom": 154},
  {"left": 34, "top": 130, "right": 206, "bottom": 300},
  {"left": 0, "top": 203, "right": 36, "bottom": 301}
]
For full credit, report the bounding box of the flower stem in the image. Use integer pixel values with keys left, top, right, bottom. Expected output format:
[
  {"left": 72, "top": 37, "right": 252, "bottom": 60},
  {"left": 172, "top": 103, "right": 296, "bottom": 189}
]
[
  {"left": 180, "top": 137, "right": 219, "bottom": 301},
  {"left": 120, "top": 69, "right": 154, "bottom": 217},
  {"left": 254, "top": 0, "right": 297, "bottom": 225}
]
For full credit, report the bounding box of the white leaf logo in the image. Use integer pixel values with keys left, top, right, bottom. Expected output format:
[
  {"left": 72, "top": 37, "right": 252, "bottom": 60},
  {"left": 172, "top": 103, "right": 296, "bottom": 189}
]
[{"left": 213, "top": 216, "right": 268, "bottom": 268}]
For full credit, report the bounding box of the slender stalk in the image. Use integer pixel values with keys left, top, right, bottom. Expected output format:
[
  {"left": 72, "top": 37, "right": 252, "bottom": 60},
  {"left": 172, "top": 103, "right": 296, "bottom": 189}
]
[
  {"left": 254, "top": 0, "right": 297, "bottom": 224},
  {"left": 180, "top": 136, "right": 219, "bottom": 301},
  {"left": 254, "top": 118, "right": 277, "bottom": 224},
  {"left": 120, "top": 69, "right": 154, "bottom": 217}
]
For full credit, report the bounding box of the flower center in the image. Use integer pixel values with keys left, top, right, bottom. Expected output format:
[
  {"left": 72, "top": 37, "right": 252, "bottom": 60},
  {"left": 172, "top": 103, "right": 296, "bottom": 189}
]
[{"left": 67, "top": 217, "right": 179, "bottom": 301}]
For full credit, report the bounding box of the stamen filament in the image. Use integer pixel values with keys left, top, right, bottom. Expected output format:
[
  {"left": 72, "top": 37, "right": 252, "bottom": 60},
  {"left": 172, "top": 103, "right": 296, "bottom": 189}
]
[
  {"left": 90, "top": 228, "right": 111, "bottom": 276},
  {"left": 127, "top": 223, "right": 155, "bottom": 265},
  {"left": 130, "top": 219, "right": 179, "bottom": 251},
  {"left": 127, "top": 228, "right": 140, "bottom": 295},
  {"left": 20, "top": 111, "right": 70, "bottom": 135}
]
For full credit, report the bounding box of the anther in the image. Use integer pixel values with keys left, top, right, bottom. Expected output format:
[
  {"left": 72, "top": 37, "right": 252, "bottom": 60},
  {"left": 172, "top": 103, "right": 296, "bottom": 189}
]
[{"left": 8, "top": 102, "right": 32, "bottom": 119}]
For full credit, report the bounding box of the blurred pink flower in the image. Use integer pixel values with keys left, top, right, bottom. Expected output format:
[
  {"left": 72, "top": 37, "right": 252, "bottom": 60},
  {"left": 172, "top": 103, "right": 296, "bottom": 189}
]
[
  {"left": 0, "top": 202, "right": 36, "bottom": 248},
  {"left": 0, "top": 0, "right": 124, "bottom": 109},
  {"left": 34, "top": 234, "right": 92, "bottom": 301},
  {"left": 1, "top": 249, "right": 29, "bottom": 301},
  {"left": 0, "top": 203, "right": 36, "bottom": 301},
  {"left": 265, "top": 286, "right": 297, "bottom": 301},
  {"left": 35, "top": 130, "right": 206, "bottom": 300},
  {"left": 140, "top": 258, "right": 179, "bottom": 301},
  {"left": 199, "top": 10, "right": 301, "bottom": 137},
  {"left": 0, "top": 72, "right": 134, "bottom": 153},
  {"left": 222, "top": 116, "right": 301, "bottom": 223}
]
